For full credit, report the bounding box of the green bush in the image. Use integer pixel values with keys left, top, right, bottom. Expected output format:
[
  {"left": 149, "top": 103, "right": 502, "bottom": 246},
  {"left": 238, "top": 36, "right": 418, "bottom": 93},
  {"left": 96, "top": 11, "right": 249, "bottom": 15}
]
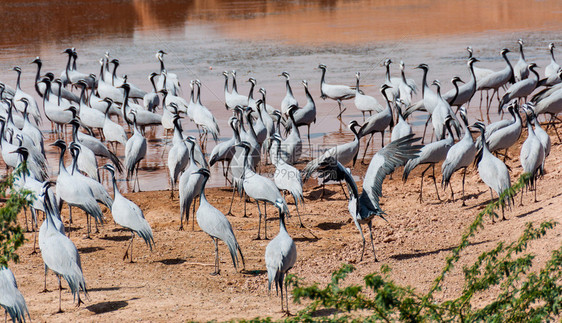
[
  {"left": 247, "top": 173, "right": 562, "bottom": 322},
  {"left": 0, "top": 164, "right": 32, "bottom": 267}
]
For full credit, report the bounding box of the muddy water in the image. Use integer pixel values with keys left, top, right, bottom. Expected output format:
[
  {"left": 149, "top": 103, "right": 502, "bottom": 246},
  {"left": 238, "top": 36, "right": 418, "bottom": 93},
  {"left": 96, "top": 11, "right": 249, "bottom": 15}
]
[{"left": 0, "top": 0, "right": 561, "bottom": 192}]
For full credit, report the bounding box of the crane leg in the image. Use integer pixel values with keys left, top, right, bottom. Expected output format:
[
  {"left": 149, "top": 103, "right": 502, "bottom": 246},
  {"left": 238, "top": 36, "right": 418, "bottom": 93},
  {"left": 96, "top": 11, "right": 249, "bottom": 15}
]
[
  {"left": 339, "top": 181, "right": 349, "bottom": 200},
  {"left": 226, "top": 186, "right": 236, "bottom": 216},
  {"left": 361, "top": 133, "right": 374, "bottom": 164},
  {"left": 191, "top": 197, "right": 198, "bottom": 231},
  {"left": 264, "top": 202, "right": 268, "bottom": 240},
  {"left": 86, "top": 214, "right": 91, "bottom": 239},
  {"left": 307, "top": 125, "right": 312, "bottom": 153},
  {"left": 431, "top": 164, "right": 441, "bottom": 201},
  {"left": 280, "top": 277, "right": 285, "bottom": 313},
  {"left": 130, "top": 232, "right": 134, "bottom": 263},
  {"left": 336, "top": 100, "right": 346, "bottom": 118},
  {"left": 57, "top": 275, "right": 63, "bottom": 313},
  {"left": 42, "top": 265, "right": 49, "bottom": 293},
  {"left": 123, "top": 232, "right": 135, "bottom": 263},
  {"left": 422, "top": 115, "right": 432, "bottom": 144},
  {"left": 418, "top": 164, "right": 432, "bottom": 203},
  {"left": 292, "top": 195, "right": 305, "bottom": 228},
  {"left": 243, "top": 194, "right": 248, "bottom": 218},
  {"left": 367, "top": 221, "right": 377, "bottom": 262},
  {"left": 255, "top": 201, "right": 263, "bottom": 240},
  {"left": 135, "top": 163, "right": 142, "bottom": 192},
  {"left": 358, "top": 223, "right": 366, "bottom": 262},
  {"left": 461, "top": 167, "right": 467, "bottom": 206},
  {"left": 211, "top": 237, "right": 220, "bottom": 275},
  {"left": 23, "top": 207, "right": 29, "bottom": 232},
  {"left": 284, "top": 274, "right": 292, "bottom": 316}
]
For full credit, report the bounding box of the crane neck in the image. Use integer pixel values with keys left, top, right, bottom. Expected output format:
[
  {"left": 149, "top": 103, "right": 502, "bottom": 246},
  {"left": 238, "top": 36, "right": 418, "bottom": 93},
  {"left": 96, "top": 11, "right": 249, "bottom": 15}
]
[
  {"left": 199, "top": 174, "right": 209, "bottom": 202},
  {"left": 526, "top": 115, "right": 535, "bottom": 136},
  {"left": 450, "top": 81, "right": 460, "bottom": 106},
  {"left": 288, "top": 111, "right": 300, "bottom": 137},
  {"left": 122, "top": 87, "right": 132, "bottom": 125},
  {"left": 248, "top": 82, "right": 255, "bottom": 100},
  {"left": 232, "top": 74, "right": 239, "bottom": 93},
  {"left": 110, "top": 171, "right": 120, "bottom": 197},
  {"left": 70, "top": 149, "right": 80, "bottom": 175},
  {"left": 34, "top": 62, "right": 43, "bottom": 97},
  {"left": 196, "top": 83, "right": 202, "bottom": 105},
  {"left": 224, "top": 74, "right": 230, "bottom": 95},
  {"left": 246, "top": 113, "right": 258, "bottom": 140},
  {"left": 501, "top": 51, "right": 514, "bottom": 74},
  {"left": 355, "top": 76, "right": 360, "bottom": 94},
  {"left": 231, "top": 122, "right": 241, "bottom": 144},
  {"left": 71, "top": 54, "right": 77, "bottom": 71},
  {"left": 551, "top": 46, "right": 557, "bottom": 63},
  {"left": 421, "top": 68, "right": 429, "bottom": 98},
  {"left": 285, "top": 78, "right": 294, "bottom": 97},
  {"left": 319, "top": 68, "right": 326, "bottom": 96},
  {"left": 401, "top": 68, "right": 408, "bottom": 83},
  {"left": 15, "top": 69, "right": 22, "bottom": 90},
  {"left": 99, "top": 61, "right": 105, "bottom": 82},
  {"left": 150, "top": 76, "right": 158, "bottom": 93},
  {"left": 64, "top": 52, "right": 72, "bottom": 75},
  {"left": 519, "top": 43, "right": 525, "bottom": 60},
  {"left": 159, "top": 57, "right": 165, "bottom": 73},
  {"left": 111, "top": 64, "right": 118, "bottom": 86},
  {"left": 278, "top": 207, "right": 287, "bottom": 233},
  {"left": 530, "top": 67, "right": 540, "bottom": 81},
  {"left": 304, "top": 85, "right": 314, "bottom": 105},
  {"left": 385, "top": 64, "right": 391, "bottom": 83},
  {"left": 43, "top": 80, "right": 51, "bottom": 103},
  {"left": 79, "top": 85, "right": 87, "bottom": 106},
  {"left": 57, "top": 145, "right": 68, "bottom": 175}
]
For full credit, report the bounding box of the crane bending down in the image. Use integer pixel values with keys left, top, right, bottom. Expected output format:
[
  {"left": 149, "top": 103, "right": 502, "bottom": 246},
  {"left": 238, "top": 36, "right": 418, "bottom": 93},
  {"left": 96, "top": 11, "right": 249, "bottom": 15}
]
[{"left": 316, "top": 134, "right": 422, "bottom": 261}]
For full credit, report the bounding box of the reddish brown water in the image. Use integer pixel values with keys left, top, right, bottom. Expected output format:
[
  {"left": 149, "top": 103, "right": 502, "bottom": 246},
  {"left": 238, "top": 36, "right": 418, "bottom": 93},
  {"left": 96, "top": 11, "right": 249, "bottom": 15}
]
[{"left": 1, "top": 0, "right": 561, "bottom": 192}]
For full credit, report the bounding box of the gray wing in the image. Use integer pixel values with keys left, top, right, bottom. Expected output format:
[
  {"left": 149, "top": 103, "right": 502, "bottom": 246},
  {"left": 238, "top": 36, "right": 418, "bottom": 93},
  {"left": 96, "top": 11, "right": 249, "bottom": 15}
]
[
  {"left": 0, "top": 268, "right": 29, "bottom": 323},
  {"left": 360, "top": 134, "right": 422, "bottom": 218}
]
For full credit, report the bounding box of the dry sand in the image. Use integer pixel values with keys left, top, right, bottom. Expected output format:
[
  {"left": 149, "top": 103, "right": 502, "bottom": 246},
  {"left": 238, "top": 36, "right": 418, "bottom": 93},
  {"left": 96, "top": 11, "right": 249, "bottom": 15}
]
[{"left": 8, "top": 127, "right": 562, "bottom": 322}]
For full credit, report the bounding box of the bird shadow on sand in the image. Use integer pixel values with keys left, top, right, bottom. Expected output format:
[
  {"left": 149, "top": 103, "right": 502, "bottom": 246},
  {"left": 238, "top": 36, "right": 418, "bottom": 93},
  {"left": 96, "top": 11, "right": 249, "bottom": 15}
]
[
  {"left": 310, "top": 308, "right": 342, "bottom": 318},
  {"left": 317, "top": 222, "right": 346, "bottom": 231},
  {"left": 305, "top": 187, "right": 344, "bottom": 201},
  {"left": 88, "top": 286, "right": 122, "bottom": 292},
  {"left": 78, "top": 246, "right": 104, "bottom": 254},
  {"left": 241, "top": 269, "right": 267, "bottom": 276},
  {"left": 516, "top": 207, "right": 543, "bottom": 218},
  {"left": 293, "top": 234, "right": 320, "bottom": 243},
  {"left": 390, "top": 239, "right": 492, "bottom": 261},
  {"left": 100, "top": 235, "right": 132, "bottom": 242},
  {"left": 158, "top": 258, "right": 186, "bottom": 265},
  {"left": 86, "top": 300, "right": 129, "bottom": 314}
]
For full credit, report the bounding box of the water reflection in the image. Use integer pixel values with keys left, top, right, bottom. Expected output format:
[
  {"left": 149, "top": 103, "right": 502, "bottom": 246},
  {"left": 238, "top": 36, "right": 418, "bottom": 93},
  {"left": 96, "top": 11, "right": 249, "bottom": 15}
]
[{"left": 2, "top": 0, "right": 562, "bottom": 49}]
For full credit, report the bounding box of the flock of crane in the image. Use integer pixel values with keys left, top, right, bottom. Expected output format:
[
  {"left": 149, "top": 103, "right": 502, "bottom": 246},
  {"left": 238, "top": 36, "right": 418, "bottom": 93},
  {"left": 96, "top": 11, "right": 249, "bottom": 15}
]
[{"left": 0, "top": 38, "right": 561, "bottom": 320}]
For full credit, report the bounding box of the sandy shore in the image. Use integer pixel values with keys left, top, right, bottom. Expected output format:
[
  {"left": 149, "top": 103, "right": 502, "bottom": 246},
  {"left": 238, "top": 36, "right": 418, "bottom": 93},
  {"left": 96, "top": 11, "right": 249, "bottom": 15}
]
[{"left": 5, "top": 124, "right": 561, "bottom": 322}]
